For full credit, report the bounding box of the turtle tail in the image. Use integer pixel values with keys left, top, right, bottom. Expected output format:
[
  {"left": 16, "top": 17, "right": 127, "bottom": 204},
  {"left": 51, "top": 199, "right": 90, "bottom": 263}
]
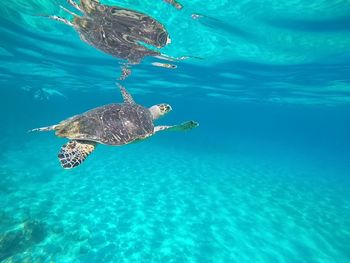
[{"left": 29, "top": 125, "right": 58, "bottom": 133}]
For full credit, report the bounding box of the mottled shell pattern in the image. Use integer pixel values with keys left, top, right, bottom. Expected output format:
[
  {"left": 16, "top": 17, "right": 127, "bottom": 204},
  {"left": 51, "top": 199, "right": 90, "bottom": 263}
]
[
  {"left": 55, "top": 103, "right": 154, "bottom": 145},
  {"left": 74, "top": 0, "right": 170, "bottom": 63}
]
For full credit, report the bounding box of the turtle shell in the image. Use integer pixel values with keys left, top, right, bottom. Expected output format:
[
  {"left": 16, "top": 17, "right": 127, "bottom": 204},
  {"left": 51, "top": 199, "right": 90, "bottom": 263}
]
[
  {"left": 74, "top": 3, "right": 169, "bottom": 63},
  {"left": 55, "top": 103, "right": 154, "bottom": 145}
]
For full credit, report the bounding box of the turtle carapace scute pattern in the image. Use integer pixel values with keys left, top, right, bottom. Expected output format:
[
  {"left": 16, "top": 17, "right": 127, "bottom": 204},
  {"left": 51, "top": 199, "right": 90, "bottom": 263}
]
[{"left": 55, "top": 103, "right": 154, "bottom": 145}]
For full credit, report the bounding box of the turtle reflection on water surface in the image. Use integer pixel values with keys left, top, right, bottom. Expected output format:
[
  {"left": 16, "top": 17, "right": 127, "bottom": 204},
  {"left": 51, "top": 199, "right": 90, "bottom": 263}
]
[
  {"left": 164, "top": 0, "right": 183, "bottom": 10},
  {"left": 48, "top": 0, "right": 183, "bottom": 80}
]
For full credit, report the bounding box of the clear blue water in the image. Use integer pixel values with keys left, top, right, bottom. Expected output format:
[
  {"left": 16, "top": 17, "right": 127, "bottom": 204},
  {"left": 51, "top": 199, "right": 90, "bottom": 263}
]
[{"left": 1, "top": 0, "right": 350, "bottom": 262}]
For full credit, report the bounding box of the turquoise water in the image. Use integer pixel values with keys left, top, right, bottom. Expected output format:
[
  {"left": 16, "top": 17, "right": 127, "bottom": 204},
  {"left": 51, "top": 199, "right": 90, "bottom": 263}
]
[{"left": 1, "top": 0, "right": 350, "bottom": 262}]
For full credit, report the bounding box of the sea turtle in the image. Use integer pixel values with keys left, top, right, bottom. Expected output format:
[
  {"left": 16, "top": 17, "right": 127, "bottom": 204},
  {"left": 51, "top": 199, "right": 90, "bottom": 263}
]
[
  {"left": 47, "top": 0, "right": 186, "bottom": 79},
  {"left": 31, "top": 84, "right": 199, "bottom": 169}
]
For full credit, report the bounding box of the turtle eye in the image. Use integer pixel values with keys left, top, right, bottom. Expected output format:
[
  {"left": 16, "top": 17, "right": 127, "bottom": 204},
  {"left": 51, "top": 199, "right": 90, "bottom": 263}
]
[{"left": 162, "top": 104, "right": 172, "bottom": 113}]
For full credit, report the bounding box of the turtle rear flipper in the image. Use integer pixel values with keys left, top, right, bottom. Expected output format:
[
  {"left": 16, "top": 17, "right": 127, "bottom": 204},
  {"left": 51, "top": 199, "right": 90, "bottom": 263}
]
[
  {"left": 45, "top": 15, "right": 74, "bottom": 27},
  {"left": 58, "top": 140, "right": 96, "bottom": 169},
  {"left": 30, "top": 125, "right": 58, "bottom": 132}
]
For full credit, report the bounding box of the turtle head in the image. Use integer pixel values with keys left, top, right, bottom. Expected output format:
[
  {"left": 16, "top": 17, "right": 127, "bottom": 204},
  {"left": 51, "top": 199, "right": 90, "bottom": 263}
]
[{"left": 149, "top": 104, "right": 172, "bottom": 120}]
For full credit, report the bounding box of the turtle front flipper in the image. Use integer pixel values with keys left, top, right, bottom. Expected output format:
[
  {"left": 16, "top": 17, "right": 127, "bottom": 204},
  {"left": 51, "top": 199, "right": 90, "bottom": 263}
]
[
  {"left": 58, "top": 140, "right": 96, "bottom": 169},
  {"left": 154, "top": 121, "right": 199, "bottom": 133},
  {"left": 119, "top": 64, "right": 132, "bottom": 81}
]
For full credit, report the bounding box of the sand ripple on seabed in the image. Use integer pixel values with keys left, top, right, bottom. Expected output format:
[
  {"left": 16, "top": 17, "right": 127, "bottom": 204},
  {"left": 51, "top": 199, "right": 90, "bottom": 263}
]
[{"left": 0, "top": 139, "right": 349, "bottom": 262}]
